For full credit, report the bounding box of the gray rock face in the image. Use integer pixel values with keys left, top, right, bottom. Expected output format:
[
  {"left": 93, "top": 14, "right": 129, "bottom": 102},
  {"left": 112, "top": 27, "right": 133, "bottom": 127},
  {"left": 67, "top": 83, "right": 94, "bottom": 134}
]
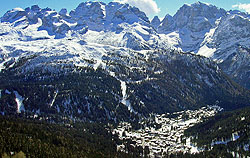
[
  {"left": 156, "top": 2, "right": 249, "bottom": 89},
  {"left": 0, "top": 1, "right": 250, "bottom": 89},
  {"left": 204, "top": 14, "right": 250, "bottom": 89},
  {"left": 158, "top": 2, "right": 226, "bottom": 33},
  {"left": 1, "top": 8, "right": 27, "bottom": 23},
  {"left": 0, "top": 1, "right": 250, "bottom": 122},
  {"left": 151, "top": 16, "right": 161, "bottom": 30},
  {"left": 1, "top": 2, "right": 150, "bottom": 37},
  {"left": 158, "top": 14, "right": 174, "bottom": 33}
]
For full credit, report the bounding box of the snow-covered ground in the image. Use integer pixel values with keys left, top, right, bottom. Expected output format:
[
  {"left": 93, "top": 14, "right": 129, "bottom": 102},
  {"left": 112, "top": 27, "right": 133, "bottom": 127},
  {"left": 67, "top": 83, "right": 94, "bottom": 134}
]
[
  {"left": 50, "top": 90, "right": 58, "bottom": 107},
  {"left": 13, "top": 91, "right": 25, "bottom": 113},
  {"left": 120, "top": 81, "right": 135, "bottom": 114},
  {"left": 0, "top": 1, "right": 249, "bottom": 91}
]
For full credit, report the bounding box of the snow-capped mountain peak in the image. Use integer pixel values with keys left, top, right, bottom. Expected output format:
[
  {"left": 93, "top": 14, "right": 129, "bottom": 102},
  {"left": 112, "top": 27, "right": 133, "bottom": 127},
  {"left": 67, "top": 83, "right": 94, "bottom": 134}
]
[
  {"left": 69, "top": 1, "right": 150, "bottom": 31},
  {"left": 0, "top": 1, "right": 250, "bottom": 123},
  {"left": 173, "top": 1, "right": 226, "bottom": 31},
  {"left": 1, "top": 8, "right": 27, "bottom": 23},
  {"left": 151, "top": 16, "right": 160, "bottom": 29}
]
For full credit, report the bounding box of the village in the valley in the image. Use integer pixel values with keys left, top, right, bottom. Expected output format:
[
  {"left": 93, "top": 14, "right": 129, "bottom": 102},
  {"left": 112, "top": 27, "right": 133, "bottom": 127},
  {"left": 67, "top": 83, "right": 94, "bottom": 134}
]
[{"left": 113, "top": 106, "right": 223, "bottom": 157}]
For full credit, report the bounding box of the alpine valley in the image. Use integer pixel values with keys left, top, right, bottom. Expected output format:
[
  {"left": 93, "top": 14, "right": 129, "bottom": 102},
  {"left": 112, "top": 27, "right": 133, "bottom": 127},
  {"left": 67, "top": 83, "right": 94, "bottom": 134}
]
[{"left": 0, "top": 1, "right": 249, "bottom": 157}]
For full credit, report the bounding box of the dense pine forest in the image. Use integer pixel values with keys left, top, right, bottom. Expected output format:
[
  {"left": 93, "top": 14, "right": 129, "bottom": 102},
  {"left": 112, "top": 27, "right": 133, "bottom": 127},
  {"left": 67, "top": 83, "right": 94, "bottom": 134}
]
[
  {"left": 1, "top": 106, "right": 250, "bottom": 158},
  {"left": 0, "top": 115, "right": 147, "bottom": 158}
]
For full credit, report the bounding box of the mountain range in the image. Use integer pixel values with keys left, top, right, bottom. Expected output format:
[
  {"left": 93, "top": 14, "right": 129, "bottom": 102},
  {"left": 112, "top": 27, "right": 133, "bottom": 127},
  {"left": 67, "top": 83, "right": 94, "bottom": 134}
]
[{"left": 0, "top": 1, "right": 249, "bottom": 122}]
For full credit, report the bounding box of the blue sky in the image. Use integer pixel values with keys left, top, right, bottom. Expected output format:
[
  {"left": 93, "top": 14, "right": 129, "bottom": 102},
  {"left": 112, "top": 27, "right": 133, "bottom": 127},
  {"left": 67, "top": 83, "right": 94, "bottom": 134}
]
[{"left": 1, "top": 0, "right": 250, "bottom": 19}]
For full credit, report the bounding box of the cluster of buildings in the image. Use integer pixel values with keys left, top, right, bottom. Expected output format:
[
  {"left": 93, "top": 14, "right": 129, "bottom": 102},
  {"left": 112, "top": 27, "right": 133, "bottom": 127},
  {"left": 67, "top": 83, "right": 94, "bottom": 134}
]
[{"left": 113, "top": 106, "right": 223, "bottom": 157}]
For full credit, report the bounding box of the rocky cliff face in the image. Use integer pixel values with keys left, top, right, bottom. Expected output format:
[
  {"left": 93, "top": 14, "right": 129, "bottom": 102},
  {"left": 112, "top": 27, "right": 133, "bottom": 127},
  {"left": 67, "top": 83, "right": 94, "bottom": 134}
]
[
  {"left": 197, "top": 13, "right": 250, "bottom": 89},
  {"left": 156, "top": 2, "right": 227, "bottom": 52},
  {"left": 0, "top": 1, "right": 249, "bottom": 121},
  {"left": 154, "top": 2, "right": 250, "bottom": 89}
]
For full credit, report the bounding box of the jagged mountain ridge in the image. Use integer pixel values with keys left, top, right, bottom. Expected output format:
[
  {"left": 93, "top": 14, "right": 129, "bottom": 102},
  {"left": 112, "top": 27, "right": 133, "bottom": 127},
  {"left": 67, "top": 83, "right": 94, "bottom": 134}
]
[
  {"left": 155, "top": 2, "right": 227, "bottom": 52},
  {"left": 199, "top": 13, "right": 250, "bottom": 88},
  {"left": 0, "top": 1, "right": 249, "bottom": 121},
  {"left": 0, "top": 2, "right": 170, "bottom": 50},
  {"left": 153, "top": 2, "right": 250, "bottom": 89}
]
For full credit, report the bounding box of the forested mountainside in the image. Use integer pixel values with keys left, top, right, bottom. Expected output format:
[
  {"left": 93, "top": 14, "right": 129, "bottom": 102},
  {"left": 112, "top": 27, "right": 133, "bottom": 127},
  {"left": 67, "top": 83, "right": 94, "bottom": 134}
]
[
  {"left": 0, "top": 115, "right": 143, "bottom": 158},
  {"left": 0, "top": 1, "right": 250, "bottom": 157},
  {"left": 184, "top": 106, "right": 250, "bottom": 157},
  {"left": 1, "top": 49, "right": 249, "bottom": 122}
]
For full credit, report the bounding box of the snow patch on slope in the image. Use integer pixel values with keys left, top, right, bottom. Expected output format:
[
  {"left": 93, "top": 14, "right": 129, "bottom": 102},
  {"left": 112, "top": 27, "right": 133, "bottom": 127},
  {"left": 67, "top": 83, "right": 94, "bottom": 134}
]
[
  {"left": 50, "top": 90, "right": 58, "bottom": 107},
  {"left": 14, "top": 91, "right": 25, "bottom": 113},
  {"left": 5, "top": 90, "right": 11, "bottom": 94},
  {"left": 197, "top": 45, "right": 216, "bottom": 58},
  {"left": 186, "top": 137, "right": 199, "bottom": 154},
  {"left": 120, "top": 80, "right": 136, "bottom": 114},
  {"left": 211, "top": 132, "right": 240, "bottom": 146}
]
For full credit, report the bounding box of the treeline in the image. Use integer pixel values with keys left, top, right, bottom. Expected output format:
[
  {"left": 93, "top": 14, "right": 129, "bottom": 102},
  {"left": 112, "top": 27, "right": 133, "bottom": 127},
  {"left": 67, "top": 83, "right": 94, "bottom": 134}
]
[
  {"left": 1, "top": 49, "right": 250, "bottom": 123},
  {"left": 0, "top": 115, "right": 135, "bottom": 158}
]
